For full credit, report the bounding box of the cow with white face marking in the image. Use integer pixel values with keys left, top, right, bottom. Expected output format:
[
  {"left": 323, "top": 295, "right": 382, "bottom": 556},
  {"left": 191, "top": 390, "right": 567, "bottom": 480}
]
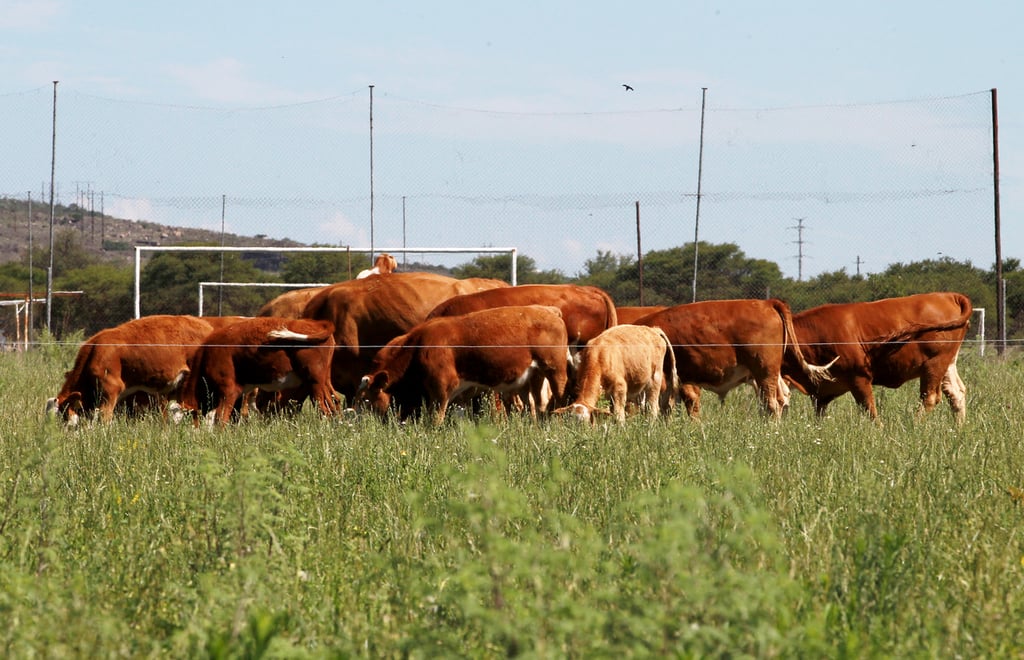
[
  {"left": 45, "top": 315, "right": 232, "bottom": 425},
  {"left": 356, "top": 305, "right": 570, "bottom": 425}
]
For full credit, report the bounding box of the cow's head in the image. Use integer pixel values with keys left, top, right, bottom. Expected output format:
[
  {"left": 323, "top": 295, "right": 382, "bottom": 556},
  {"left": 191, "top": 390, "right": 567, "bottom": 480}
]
[
  {"left": 553, "top": 402, "right": 610, "bottom": 424},
  {"left": 45, "top": 392, "right": 85, "bottom": 426},
  {"left": 355, "top": 372, "right": 392, "bottom": 417}
]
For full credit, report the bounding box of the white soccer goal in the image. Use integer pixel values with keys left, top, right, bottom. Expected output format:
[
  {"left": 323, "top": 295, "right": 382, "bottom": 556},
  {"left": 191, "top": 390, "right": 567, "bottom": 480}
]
[
  {"left": 198, "top": 282, "right": 331, "bottom": 317},
  {"left": 133, "top": 245, "right": 519, "bottom": 318}
]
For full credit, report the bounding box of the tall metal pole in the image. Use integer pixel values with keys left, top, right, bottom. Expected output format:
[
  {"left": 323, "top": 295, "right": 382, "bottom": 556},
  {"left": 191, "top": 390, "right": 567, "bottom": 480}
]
[
  {"left": 691, "top": 87, "right": 708, "bottom": 303},
  {"left": 635, "top": 201, "right": 644, "bottom": 305},
  {"left": 991, "top": 88, "right": 1004, "bottom": 355},
  {"left": 402, "top": 195, "right": 407, "bottom": 267},
  {"left": 218, "top": 193, "right": 226, "bottom": 316},
  {"left": 369, "top": 84, "right": 375, "bottom": 264},
  {"left": 46, "top": 80, "right": 58, "bottom": 334},
  {"left": 27, "top": 192, "right": 33, "bottom": 345}
]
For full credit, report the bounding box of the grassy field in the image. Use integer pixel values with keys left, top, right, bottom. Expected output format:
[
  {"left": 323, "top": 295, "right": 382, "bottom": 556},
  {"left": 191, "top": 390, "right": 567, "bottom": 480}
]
[{"left": 2, "top": 340, "right": 1024, "bottom": 657}]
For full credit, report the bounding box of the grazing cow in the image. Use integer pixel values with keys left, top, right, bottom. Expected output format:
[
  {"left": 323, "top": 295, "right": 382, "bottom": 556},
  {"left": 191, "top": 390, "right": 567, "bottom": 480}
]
[
  {"left": 634, "top": 299, "right": 834, "bottom": 419},
  {"left": 356, "top": 305, "right": 570, "bottom": 424},
  {"left": 301, "top": 272, "right": 510, "bottom": 404},
  {"left": 356, "top": 253, "right": 398, "bottom": 279},
  {"left": 257, "top": 287, "right": 327, "bottom": 319},
  {"left": 556, "top": 324, "right": 677, "bottom": 424},
  {"left": 782, "top": 292, "right": 973, "bottom": 423},
  {"left": 615, "top": 305, "right": 668, "bottom": 325},
  {"left": 178, "top": 317, "right": 338, "bottom": 426},
  {"left": 45, "top": 315, "right": 221, "bottom": 425}
]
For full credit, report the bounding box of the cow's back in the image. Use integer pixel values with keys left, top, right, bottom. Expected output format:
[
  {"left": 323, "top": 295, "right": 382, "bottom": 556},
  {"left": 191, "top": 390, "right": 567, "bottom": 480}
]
[
  {"left": 427, "top": 283, "right": 617, "bottom": 346},
  {"left": 257, "top": 287, "right": 327, "bottom": 318}
]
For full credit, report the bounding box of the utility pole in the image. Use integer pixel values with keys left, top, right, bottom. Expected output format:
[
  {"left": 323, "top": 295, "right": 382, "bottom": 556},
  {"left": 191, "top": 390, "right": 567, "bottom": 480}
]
[
  {"left": 368, "top": 84, "right": 375, "bottom": 264},
  {"left": 790, "top": 217, "right": 806, "bottom": 282},
  {"left": 691, "top": 87, "right": 708, "bottom": 303},
  {"left": 855, "top": 255, "right": 865, "bottom": 278},
  {"left": 46, "top": 80, "right": 58, "bottom": 334}
]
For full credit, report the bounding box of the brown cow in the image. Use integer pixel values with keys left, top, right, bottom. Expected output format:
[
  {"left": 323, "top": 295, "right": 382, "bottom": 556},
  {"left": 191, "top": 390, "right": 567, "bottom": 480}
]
[
  {"left": 634, "top": 299, "right": 834, "bottom": 419},
  {"left": 427, "top": 284, "right": 617, "bottom": 349},
  {"left": 356, "top": 305, "right": 570, "bottom": 425},
  {"left": 46, "top": 315, "right": 221, "bottom": 425},
  {"left": 257, "top": 287, "right": 327, "bottom": 318},
  {"left": 301, "top": 272, "right": 510, "bottom": 404},
  {"left": 556, "top": 324, "right": 677, "bottom": 424},
  {"left": 178, "top": 317, "right": 338, "bottom": 426},
  {"left": 615, "top": 305, "right": 668, "bottom": 325},
  {"left": 782, "top": 292, "right": 972, "bottom": 423}
]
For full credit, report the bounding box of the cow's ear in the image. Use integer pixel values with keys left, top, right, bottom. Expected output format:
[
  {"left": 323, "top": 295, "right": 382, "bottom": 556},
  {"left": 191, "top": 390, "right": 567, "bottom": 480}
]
[{"left": 371, "top": 372, "right": 390, "bottom": 389}]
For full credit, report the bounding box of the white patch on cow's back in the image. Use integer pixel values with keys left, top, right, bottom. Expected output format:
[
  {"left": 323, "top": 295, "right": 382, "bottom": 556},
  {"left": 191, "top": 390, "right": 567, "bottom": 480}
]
[{"left": 268, "top": 328, "right": 310, "bottom": 341}]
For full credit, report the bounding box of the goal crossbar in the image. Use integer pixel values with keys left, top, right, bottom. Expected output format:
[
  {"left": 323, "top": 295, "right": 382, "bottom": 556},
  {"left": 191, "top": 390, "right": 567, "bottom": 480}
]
[{"left": 134, "top": 245, "right": 519, "bottom": 318}]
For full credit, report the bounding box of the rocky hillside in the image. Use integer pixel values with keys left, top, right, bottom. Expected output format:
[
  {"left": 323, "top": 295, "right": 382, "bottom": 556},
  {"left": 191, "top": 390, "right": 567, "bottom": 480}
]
[{"left": 0, "top": 196, "right": 303, "bottom": 266}]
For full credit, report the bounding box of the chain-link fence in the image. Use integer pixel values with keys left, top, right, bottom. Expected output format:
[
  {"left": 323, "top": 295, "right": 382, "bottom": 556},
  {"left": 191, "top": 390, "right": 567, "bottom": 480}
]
[{"left": 0, "top": 86, "right": 999, "bottom": 339}]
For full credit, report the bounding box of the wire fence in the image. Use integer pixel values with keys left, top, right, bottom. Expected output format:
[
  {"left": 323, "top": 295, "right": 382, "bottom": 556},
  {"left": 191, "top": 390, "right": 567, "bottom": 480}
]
[{"left": 0, "top": 85, "right": 999, "bottom": 340}]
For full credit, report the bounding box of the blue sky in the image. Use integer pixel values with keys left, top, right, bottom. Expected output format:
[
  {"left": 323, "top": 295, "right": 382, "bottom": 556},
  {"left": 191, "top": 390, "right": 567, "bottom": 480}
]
[{"left": 1, "top": 1, "right": 1020, "bottom": 279}]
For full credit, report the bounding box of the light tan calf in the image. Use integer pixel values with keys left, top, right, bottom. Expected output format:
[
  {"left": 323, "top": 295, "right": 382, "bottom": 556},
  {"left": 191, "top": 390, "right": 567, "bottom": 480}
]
[{"left": 556, "top": 324, "right": 677, "bottom": 424}]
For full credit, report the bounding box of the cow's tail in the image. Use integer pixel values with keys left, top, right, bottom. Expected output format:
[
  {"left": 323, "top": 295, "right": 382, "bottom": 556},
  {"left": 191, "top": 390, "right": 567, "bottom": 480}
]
[
  {"left": 658, "top": 327, "right": 678, "bottom": 407},
  {"left": 773, "top": 299, "right": 836, "bottom": 386},
  {"left": 872, "top": 293, "right": 974, "bottom": 345},
  {"left": 598, "top": 288, "right": 618, "bottom": 328}
]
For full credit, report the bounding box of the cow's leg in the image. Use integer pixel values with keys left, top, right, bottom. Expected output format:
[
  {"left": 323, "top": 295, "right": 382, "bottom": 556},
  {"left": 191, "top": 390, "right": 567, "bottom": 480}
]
[
  {"left": 941, "top": 361, "right": 967, "bottom": 424},
  {"left": 753, "top": 375, "right": 783, "bottom": 419},
  {"left": 848, "top": 377, "right": 880, "bottom": 420},
  {"left": 98, "top": 376, "right": 126, "bottom": 423},
  {"left": 215, "top": 386, "right": 242, "bottom": 426},
  {"left": 610, "top": 380, "right": 628, "bottom": 424},
  {"left": 643, "top": 374, "right": 662, "bottom": 419}
]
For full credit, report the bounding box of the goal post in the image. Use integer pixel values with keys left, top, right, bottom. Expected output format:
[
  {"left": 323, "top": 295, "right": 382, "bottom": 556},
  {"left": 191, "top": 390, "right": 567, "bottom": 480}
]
[
  {"left": 134, "top": 245, "right": 519, "bottom": 318},
  {"left": 198, "top": 282, "right": 331, "bottom": 317}
]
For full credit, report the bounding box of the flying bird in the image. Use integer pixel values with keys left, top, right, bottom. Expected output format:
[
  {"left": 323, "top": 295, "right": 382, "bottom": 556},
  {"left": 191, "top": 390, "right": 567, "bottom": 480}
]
[{"left": 622, "top": 84, "right": 634, "bottom": 91}]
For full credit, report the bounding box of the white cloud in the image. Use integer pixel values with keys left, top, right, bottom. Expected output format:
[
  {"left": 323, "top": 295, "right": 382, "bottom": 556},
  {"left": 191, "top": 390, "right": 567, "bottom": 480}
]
[
  {"left": 104, "top": 196, "right": 155, "bottom": 222},
  {"left": 316, "top": 212, "right": 367, "bottom": 245},
  {"left": 0, "top": 0, "right": 61, "bottom": 30},
  {"left": 165, "top": 58, "right": 310, "bottom": 106}
]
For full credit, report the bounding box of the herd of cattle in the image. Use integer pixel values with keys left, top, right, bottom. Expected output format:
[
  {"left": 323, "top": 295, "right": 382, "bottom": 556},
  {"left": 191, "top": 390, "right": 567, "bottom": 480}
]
[{"left": 44, "top": 258, "right": 975, "bottom": 427}]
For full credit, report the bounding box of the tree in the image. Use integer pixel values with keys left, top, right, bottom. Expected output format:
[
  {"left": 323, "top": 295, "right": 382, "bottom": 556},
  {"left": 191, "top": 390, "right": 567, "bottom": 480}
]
[
  {"left": 281, "top": 246, "right": 368, "bottom": 284},
  {"left": 53, "top": 263, "right": 134, "bottom": 335},
  {"left": 139, "top": 249, "right": 270, "bottom": 317},
  {"left": 451, "top": 253, "right": 566, "bottom": 284}
]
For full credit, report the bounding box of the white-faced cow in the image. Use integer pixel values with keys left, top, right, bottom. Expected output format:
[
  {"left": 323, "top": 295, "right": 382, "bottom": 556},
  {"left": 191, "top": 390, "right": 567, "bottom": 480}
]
[
  {"left": 634, "top": 299, "right": 834, "bottom": 419},
  {"left": 46, "top": 315, "right": 226, "bottom": 425},
  {"left": 356, "top": 305, "right": 570, "bottom": 425},
  {"left": 556, "top": 324, "right": 677, "bottom": 424},
  {"left": 356, "top": 253, "right": 398, "bottom": 279},
  {"left": 300, "top": 272, "right": 510, "bottom": 404},
  {"left": 178, "top": 317, "right": 338, "bottom": 426},
  {"left": 782, "top": 292, "right": 973, "bottom": 423}
]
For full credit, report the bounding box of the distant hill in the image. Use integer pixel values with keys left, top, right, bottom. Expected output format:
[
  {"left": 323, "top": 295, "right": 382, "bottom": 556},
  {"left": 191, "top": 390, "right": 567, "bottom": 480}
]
[{"left": 0, "top": 196, "right": 304, "bottom": 267}]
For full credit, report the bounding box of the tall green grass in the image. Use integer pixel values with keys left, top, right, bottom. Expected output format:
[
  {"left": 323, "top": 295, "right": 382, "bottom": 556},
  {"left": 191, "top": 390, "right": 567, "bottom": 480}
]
[{"left": 2, "top": 342, "right": 1024, "bottom": 657}]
